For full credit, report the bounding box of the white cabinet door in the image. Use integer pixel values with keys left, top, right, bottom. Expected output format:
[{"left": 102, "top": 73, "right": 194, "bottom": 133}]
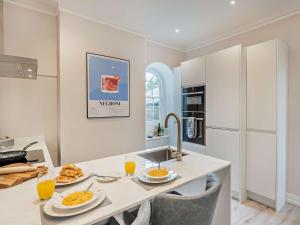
[
  {"left": 247, "top": 131, "right": 276, "bottom": 200},
  {"left": 206, "top": 128, "right": 240, "bottom": 194},
  {"left": 206, "top": 45, "right": 241, "bottom": 129},
  {"left": 181, "top": 57, "right": 205, "bottom": 87},
  {"left": 247, "top": 40, "right": 277, "bottom": 131}
]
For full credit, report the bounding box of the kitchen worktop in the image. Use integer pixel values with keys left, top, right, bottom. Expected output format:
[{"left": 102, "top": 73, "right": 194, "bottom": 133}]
[
  {"left": 0, "top": 141, "right": 231, "bottom": 225},
  {"left": 0, "top": 136, "right": 54, "bottom": 225},
  {"left": 0, "top": 136, "right": 54, "bottom": 169}
]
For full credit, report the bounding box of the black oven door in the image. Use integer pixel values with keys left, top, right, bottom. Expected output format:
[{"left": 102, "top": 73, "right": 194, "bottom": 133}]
[{"left": 182, "top": 86, "right": 205, "bottom": 112}]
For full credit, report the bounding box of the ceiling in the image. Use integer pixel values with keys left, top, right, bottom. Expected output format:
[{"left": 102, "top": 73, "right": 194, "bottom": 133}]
[
  {"left": 9, "top": 0, "right": 300, "bottom": 51},
  {"left": 7, "top": 0, "right": 58, "bottom": 14}
]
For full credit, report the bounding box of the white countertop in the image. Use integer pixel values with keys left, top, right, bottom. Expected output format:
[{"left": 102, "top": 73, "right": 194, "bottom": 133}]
[
  {"left": 0, "top": 136, "right": 54, "bottom": 225},
  {"left": 1, "top": 136, "right": 54, "bottom": 169},
  {"left": 0, "top": 141, "right": 230, "bottom": 225}
]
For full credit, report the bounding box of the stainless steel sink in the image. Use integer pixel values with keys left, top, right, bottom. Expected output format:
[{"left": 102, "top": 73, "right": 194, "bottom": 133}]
[{"left": 138, "top": 148, "right": 188, "bottom": 163}]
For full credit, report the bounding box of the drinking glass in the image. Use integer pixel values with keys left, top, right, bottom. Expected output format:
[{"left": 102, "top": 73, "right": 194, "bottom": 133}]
[
  {"left": 124, "top": 155, "right": 136, "bottom": 176},
  {"left": 36, "top": 170, "right": 55, "bottom": 200}
]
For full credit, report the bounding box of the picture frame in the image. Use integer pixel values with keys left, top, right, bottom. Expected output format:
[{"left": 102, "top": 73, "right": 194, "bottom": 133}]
[{"left": 86, "top": 53, "right": 130, "bottom": 118}]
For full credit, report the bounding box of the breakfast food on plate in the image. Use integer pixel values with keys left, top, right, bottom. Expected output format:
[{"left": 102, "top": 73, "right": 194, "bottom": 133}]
[
  {"left": 147, "top": 168, "right": 169, "bottom": 178},
  {"left": 55, "top": 175, "right": 76, "bottom": 183},
  {"left": 62, "top": 164, "right": 82, "bottom": 171},
  {"left": 60, "top": 168, "right": 83, "bottom": 178},
  {"left": 55, "top": 164, "right": 83, "bottom": 184},
  {"left": 62, "top": 191, "right": 94, "bottom": 206}
]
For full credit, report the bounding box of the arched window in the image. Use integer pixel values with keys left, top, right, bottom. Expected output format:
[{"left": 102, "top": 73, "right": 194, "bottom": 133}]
[{"left": 145, "top": 72, "right": 161, "bottom": 122}]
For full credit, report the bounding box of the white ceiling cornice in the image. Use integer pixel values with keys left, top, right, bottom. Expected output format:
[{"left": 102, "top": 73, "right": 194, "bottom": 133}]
[
  {"left": 3, "top": 0, "right": 185, "bottom": 53},
  {"left": 3, "top": 1, "right": 300, "bottom": 53},
  {"left": 4, "top": 0, "right": 57, "bottom": 16},
  {"left": 59, "top": 7, "right": 185, "bottom": 53},
  {"left": 58, "top": 7, "right": 146, "bottom": 39},
  {"left": 146, "top": 39, "right": 185, "bottom": 53},
  {"left": 185, "top": 8, "right": 300, "bottom": 52},
  {"left": 60, "top": 6, "right": 300, "bottom": 53}
]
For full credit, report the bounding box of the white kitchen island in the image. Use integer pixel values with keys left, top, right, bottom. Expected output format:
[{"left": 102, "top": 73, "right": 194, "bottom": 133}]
[{"left": 0, "top": 139, "right": 231, "bottom": 225}]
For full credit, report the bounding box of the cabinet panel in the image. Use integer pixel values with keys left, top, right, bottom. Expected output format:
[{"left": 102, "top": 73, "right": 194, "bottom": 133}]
[
  {"left": 181, "top": 57, "right": 205, "bottom": 86},
  {"left": 246, "top": 131, "right": 276, "bottom": 200},
  {"left": 206, "top": 45, "right": 241, "bottom": 129},
  {"left": 247, "top": 40, "right": 277, "bottom": 131},
  {"left": 206, "top": 128, "right": 240, "bottom": 193}
]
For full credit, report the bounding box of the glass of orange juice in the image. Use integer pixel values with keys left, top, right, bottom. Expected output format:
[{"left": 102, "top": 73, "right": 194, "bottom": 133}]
[
  {"left": 36, "top": 170, "right": 55, "bottom": 200},
  {"left": 124, "top": 155, "right": 136, "bottom": 176}
]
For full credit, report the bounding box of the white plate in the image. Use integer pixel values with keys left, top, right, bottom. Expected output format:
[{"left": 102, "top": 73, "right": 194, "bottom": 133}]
[
  {"left": 52, "top": 184, "right": 103, "bottom": 210},
  {"left": 143, "top": 167, "right": 171, "bottom": 180},
  {"left": 96, "top": 176, "right": 118, "bottom": 183},
  {"left": 44, "top": 191, "right": 106, "bottom": 217},
  {"left": 55, "top": 169, "right": 91, "bottom": 187},
  {"left": 138, "top": 170, "right": 178, "bottom": 184}
]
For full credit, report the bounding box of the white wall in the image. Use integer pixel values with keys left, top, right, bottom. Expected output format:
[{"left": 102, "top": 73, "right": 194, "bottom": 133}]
[
  {"left": 57, "top": 12, "right": 185, "bottom": 164},
  {"left": 0, "top": 2, "right": 58, "bottom": 165},
  {"left": 0, "top": 2, "right": 185, "bottom": 165},
  {"left": 146, "top": 41, "right": 184, "bottom": 68},
  {"left": 0, "top": 0, "right": 3, "bottom": 53},
  {"left": 59, "top": 11, "right": 146, "bottom": 163},
  {"left": 3, "top": 2, "right": 57, "bottom": 76},
  {"left": 186, "top": 13, "right": 300, "bottom": 197}
]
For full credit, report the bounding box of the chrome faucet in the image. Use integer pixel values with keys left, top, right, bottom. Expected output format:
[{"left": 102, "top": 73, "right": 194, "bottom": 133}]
[{"left": 164, "top": 113, "right": 182, "bottom": 161}]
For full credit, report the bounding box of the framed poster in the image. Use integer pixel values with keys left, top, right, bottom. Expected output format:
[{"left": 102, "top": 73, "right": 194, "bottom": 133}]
[{"left": 86, "top": 53, "right": 130, "bottom": 118}]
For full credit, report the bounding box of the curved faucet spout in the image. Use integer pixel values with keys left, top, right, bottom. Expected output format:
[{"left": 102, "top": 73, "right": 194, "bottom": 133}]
[{"left": 164, "top": 113, "right": 182, "bottom": 161}]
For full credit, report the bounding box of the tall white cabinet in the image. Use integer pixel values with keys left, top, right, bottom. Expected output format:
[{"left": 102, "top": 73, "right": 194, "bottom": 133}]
[
  {"left": 177, "top": 39, "right": 287, "bottom": 209},
  {"left": 246, "top": 39, "right": 288, "bottom": 211},
  {"left": 181, "top": 56, "right": 205, "bottom": 87},
  {"left": 206, "top": 45, "right": 246, "bottom": 200}
]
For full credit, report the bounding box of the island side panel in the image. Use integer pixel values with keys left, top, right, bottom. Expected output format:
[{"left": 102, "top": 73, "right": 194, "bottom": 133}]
[{"left": 212, "top": 166, "right": 231, "bottom": 225}]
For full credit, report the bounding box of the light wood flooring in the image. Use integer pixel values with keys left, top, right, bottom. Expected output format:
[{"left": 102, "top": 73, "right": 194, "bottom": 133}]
[{"left": 232, "top": 200, "right": 300, "bottom": 225}]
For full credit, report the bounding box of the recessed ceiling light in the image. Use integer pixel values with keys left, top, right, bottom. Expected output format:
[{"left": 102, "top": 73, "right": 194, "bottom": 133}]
[
  {"left": 27, "top": 68, "right": 32, "bottom": 72},
  {"left": 28, "top": 74, "right": 33, "bottom": 78},
  {"left": 175, "top": 28, "right": 180, "bottom": 33},
  {"left": 230, "top": 0, "right": 236, "bottom": 5}
]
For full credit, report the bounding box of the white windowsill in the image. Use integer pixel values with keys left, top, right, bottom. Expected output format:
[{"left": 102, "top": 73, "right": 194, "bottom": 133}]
[{"left": 146, "top": 135, "right": 169, "bottom": 141}]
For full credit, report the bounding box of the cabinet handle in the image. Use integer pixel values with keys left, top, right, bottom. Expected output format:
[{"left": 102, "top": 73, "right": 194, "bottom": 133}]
[
  {"left": 182, "top": 91, "right": 204, "bottom": 95},
  {"left": 247, "top": 128, "right": 276, "bottom": 134},
  {"left": 199, "top": 120, "right": 203, "bottom": 138},
  {"left": 182, "top": 117, "right": 204, "bottom": 121}
]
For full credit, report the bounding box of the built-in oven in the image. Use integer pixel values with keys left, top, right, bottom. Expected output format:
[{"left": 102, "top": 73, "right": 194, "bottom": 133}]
[
  {"left": 182, "top": 85, "right": 205, "bottom": 145},
  {"left": 182, "top": 86, "right": 205, "bottom": 112}
]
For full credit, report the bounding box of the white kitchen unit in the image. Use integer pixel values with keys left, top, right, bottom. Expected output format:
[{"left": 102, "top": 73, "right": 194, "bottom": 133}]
[
  {"left": 181, "top": 56, "right": 205, "bottom": 87},
  {"left": 174, "top": 66, "right": 205, "bottom": 154},
  {"left": 0, "top": 146, "right": 232, "bottom": 225},
  {"left": 206, "top": 128, "right": 239, "bottom": 195},
  {"left": 246, "top": 39, "right": 288, "bottom": 211},
  {"left": 206, "top": 45, "right": 246, "bottom": 201},
  {"left": 206, "top": 45, "right": 241, "bottom": 130}
]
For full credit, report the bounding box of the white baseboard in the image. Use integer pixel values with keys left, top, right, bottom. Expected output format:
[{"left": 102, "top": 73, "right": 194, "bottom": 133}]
[{"left": 287, "top": 193, "right": 300, "bottom": 207}]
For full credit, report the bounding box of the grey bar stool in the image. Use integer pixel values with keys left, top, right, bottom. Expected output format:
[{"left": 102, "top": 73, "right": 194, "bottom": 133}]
[{"left": 152, "top": 173, "right": 221, "bottom": 225}]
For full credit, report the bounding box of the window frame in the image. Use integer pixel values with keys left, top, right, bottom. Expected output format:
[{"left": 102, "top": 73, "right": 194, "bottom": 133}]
[{"left": 145, "top": 71, "right": 163, "bottom": 124}]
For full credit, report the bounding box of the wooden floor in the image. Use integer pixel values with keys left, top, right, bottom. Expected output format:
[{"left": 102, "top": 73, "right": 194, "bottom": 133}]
[{"left": 232, "top": 200, "right": 300, "bottom": 225}]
